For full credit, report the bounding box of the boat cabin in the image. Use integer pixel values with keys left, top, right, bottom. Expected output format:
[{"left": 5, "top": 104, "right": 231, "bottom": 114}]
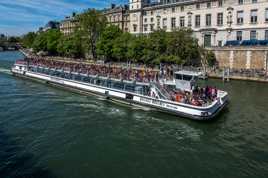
[
  {"left": 174, "top": 71, "right": 202, "bottom": 92},
  {"left": 14, "top": 60, "right": 27, "bottom": 71}
]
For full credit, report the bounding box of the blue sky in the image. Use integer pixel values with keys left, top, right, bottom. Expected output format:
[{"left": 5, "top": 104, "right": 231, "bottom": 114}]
[{"left": 0, "top": 0, "right": 128, "bottom": 36}]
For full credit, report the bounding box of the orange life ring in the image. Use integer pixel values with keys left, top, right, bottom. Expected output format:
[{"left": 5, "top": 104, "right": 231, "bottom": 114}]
[{"left": 175, "top": 94, "right": 183, "bottom": 102}]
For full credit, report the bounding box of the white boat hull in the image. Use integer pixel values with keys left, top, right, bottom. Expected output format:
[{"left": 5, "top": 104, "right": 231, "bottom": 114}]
[{"left": 11, "top": 68, "right": 228, "bottom": 120}]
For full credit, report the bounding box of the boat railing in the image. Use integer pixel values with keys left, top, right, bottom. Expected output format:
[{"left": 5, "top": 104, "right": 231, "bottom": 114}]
[{"left": 152, "top": 82, "right": 173, "bottom": 100}]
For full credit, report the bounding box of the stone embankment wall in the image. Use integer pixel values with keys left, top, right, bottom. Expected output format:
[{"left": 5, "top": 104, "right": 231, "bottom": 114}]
[{"left": 211, "top": 47, "right": 268, "bottom": 70}]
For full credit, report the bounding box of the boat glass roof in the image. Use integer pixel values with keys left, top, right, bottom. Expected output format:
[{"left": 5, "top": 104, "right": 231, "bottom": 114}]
[{"left": 174, "top": 70, "right": 202, "bottom": 77}]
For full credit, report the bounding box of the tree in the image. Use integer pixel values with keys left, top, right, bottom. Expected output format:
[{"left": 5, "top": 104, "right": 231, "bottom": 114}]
[
  {"left": 166, "top": 28, "right": 201, "bottom": 65},
  {"left": 206, "top": 51, "right": 217, "bottom": 67},
  {"left": 148, "top": 30, "right": 167, "bottom": 56},
  {"left": 96, "top": 25, "right": 122, "bottom": 60},
  {"left": 22, "top": 32, "right": 37, "bottom": 48},
  {"left": 57, "top": 30, "right": 84, "bottom": 58},
  {"left": 127, "top": 36, "right": 147, "bottom": 63},
  {"left": 46, "top": 29, "right": 62, "bottom": 55},
  {"left": 112, "top": 32, "right": 133, "bottom": 62},
  {"left": 77, "top": 9, "right": 107, "bottom": 60},
  {"left": 8, "top": 36, "right": 20, "bottom": 43},
  {"left": 32, "top": 32, "right": 47, "bottom": 52}
]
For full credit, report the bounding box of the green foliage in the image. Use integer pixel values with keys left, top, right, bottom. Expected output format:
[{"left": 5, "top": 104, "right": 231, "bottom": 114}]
[
  {"left": 32, "top": 32, "right": 48, "bottom": 52},
  {"left": 127, "top": 36, "right": 148, "bottom": 63},
  {"left": 57, "top": 31, "right": 84, "bottom": 58},
  {"left": 77, "top": 9, "right": 107, "bottom": 59},
  {"left": 112, "top": 33, "right": 133, "bottom": 62},
  {"left": 95, "top": 28, "right": 202, "bottom": 65},
  {"left": 22, "top": 32, "right": 37, "bottom": 48},
  {"left": 206, "top": 51, "right": 217, "bottom": 67},
  {"left": 96, "top": 25, "right": 122, "bottom": 60},
  {"left": 46, "top": 30, "right": 62, "bottom": 55},
  {"left": 22, "top": 14, "right": 209, "bottom": 67},
  {"left": 8, "top": 36, "right": 20, "bottom": 43},
  {"left": 166, "top": 29, "right": 200, "bottom": 65}
]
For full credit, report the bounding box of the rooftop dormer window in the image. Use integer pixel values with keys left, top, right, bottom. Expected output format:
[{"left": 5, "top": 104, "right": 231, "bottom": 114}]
[
  {"left": 207, "top": 2, "right": 211, "bottom": 8},
  {"left": 218, "top": 0, "right": 223, "bottom": 7},
  {"left": 196, "top": 3, "right": 200, "bottom": 10}
]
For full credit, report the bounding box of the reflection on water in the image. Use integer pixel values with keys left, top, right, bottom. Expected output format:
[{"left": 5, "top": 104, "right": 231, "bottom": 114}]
[{"left": 0, "top": 51, "right": 268, "bottom": 178}]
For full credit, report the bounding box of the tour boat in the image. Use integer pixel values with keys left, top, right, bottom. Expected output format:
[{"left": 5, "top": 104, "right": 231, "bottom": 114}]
[{"left": 11, "top": 59, "right": 228, "bottom": 120}]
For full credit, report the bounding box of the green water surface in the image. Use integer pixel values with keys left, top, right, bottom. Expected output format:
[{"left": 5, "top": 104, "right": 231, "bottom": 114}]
[{"left": 0, "top": 51, "right": 268, "bottom": 178}]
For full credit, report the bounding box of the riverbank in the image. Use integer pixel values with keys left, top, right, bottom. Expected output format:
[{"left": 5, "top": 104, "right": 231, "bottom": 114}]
[
  {"left": 20, "top": 49, "right": 268, "bottom": 83},
  {"left": 208, "top": 73, "right": 268, "bottom": 83},
  {"left": 207, "top": 69, "right": 268, "bottom": 83}
]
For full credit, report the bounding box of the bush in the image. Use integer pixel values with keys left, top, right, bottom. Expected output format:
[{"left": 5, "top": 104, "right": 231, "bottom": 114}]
[{"left": 206, "top": 51, "right": 217, "bottom": 67}]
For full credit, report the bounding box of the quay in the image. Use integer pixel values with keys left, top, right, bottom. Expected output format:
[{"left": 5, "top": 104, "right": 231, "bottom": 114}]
[
  {"left": 19, "top": 48, "right": 268, "bottom": 83},
  {"left": 208, "top": 73, "right": 268, "bottom": 83}
]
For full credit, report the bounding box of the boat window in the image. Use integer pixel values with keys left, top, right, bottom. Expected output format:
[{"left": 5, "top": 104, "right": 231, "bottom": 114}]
[
  {"left": 126, "top": 93, "right": 134, "bottom": 100},
  {"left": 183, "top": 75, "right": 193, "bottom": 81},
  {"left": 175, "top": 74, "right": 183, "bottom": 80}
]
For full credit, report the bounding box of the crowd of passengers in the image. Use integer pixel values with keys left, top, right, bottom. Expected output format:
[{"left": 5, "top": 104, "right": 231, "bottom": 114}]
[
  {"left": 28, "top": 57, "right": 160, "bottom": 83},
  {"left": 169, "top": 86, "right": 218, "bottom": 106},
  {"left": 26, "top": 57, "right": 218, "bottom": 106}
]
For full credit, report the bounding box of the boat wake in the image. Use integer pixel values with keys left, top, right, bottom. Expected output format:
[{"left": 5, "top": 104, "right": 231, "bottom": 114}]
[
  {"left": 0, "top": 67, "right": 11, "bottom": 75},
  {"left": 132, "top": 105, "right": 153, "bottom": 111}
]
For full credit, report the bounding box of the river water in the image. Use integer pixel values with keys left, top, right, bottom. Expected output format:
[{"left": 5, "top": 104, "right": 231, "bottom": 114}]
[{"left": 0, "top": 51, "right": 268, "bottom": 178}]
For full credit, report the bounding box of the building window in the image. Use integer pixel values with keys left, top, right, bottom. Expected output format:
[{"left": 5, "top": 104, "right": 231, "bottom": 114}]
[
  {"left": 252, "top": 0, "right": 257, "bottom": 3},
  {"left": 195, "top": 15, "right": 200, "bottom": 27},
  {"left": 237, "top": 31, "right": 243, "bottom": 41},
  {"left": 218, "top": 0, "right": 223, "bottom": 7},
  {"left": 172, "top": 7, "right": 175, "bottom": 13},
  {"left": 171, "top": 17, "right": 176, "bottom": 29},
  {"left": 265, "top": 8, "right": 268, "bottom": 22},
  {"left": 144, "top": 18, "right": 147, "bottom": 23},
  {"left": 188, "top": 15, "right": 192, "bottom": 27},
  {"left": 150, "top": 24, "right": 154, "bottom": 31},
  {"left": 237, "top": 11, "right": 244, "bottom": 24},
  {"left": 218, "top": 41, "right": 223, "bottom": 47},
  {"left": 238, "top": 0, "right": 243, "bottom": 4},
  {"left": 151, "top": 11, "right": 154, "bottom": 15},
  {"left": 151, "top": 18, "right": 154, "bottom": 22},
  {"left": 144, "top": 25, "right": 148, "bottom": 32},
  {"left": 157, "top": 18, "right": 160, "bottom": 29},
  {"left": 196, "top": 3, "right": 200, "bottom": 10},
  {"left": 217, "top": 13, "right": 223, "bottom": 26},
  {"left": 206, "top": 14, "right": 212, "bottom": 26},
  {"left": 180, "top": 16, "right": 185, "bottom": 27},
  {"left": 181, "top": 6, "right": 184, "bottom": 12},
  {"left": 207, "top": 2, "right": 211, "bottom": 8},
  {"left": 133, "top": 24, "right": 137, "bottom": 32},
  {"left": 250, "top": 9, "right": 258, "bottom": 23},
  {"left": 162, "top": 18, "right": 167, "bottom": 30},
  {"left": 265, "top": 30, "right": 268, "bottom": 40},
  {"left": 250, "top": 30, "right": 257, "bottom": 40}
]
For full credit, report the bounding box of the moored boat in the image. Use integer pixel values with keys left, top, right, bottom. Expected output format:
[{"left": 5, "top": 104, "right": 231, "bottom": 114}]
[{"left": 11, "top": 59, "right": 228, "bottom": 120}]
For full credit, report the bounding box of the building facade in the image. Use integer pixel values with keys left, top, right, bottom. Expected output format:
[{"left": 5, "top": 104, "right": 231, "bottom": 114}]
[
  {"left": 60, "top": 15, "right": 79, "bottom": 36},
  {"left": 103, "top": 4, "right": 130, "bottom": 32},
  {"left": 129, "top": 0, "right": 268, "bottom": 47},
  {"left": 43, "top": 21, "right": 60, "bottom": 32},
  {"left": 59, "top": 5, "right": 130, "bottom": 35}
]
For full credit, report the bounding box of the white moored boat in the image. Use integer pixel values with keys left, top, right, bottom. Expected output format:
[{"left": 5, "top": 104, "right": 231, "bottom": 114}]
[{"left": 11, "top": 59, "right": 228, "bottom": 120}]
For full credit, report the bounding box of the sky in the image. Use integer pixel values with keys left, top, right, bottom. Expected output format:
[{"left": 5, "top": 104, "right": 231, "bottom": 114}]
[{"left": 0, "top": 0, "right": 128, "bottom": 36}]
